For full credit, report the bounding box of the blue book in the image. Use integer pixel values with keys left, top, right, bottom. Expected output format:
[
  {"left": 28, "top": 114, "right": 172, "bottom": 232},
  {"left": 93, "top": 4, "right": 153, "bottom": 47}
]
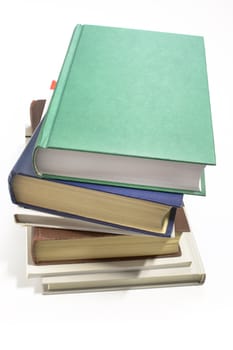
[{"left": 9, "top": 121, "right": 182, "bottom": 237}]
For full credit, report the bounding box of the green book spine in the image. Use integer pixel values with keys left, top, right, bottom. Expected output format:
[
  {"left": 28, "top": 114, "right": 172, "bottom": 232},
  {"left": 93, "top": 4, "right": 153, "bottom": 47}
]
[{"left": 34, "top": 25, "right": 83, "bottom": 156}]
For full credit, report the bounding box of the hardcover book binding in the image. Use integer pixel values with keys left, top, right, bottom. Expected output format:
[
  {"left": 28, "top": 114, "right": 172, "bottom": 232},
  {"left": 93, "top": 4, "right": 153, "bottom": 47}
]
[
  {"left": 33, "top": 24, "right": 216, "bottom": 193},
  {"left": 30, "top": 227, "right": 182, "bottom": 264}
]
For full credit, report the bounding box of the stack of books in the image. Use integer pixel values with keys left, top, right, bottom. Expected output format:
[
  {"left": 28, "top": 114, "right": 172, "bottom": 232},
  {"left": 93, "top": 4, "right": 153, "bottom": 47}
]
[{"left": 8, "top": 24, "right": 215, "bottom": 294}]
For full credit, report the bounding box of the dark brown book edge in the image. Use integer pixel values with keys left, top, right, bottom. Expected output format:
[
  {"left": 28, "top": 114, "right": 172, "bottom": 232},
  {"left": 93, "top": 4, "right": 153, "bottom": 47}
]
[{"left": 30, "top": 99, "right": 46, "bottom": 133}]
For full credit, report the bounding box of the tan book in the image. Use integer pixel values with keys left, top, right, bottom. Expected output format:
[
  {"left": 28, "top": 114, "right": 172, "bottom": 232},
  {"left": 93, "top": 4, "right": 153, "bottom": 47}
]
[
  {"left": 30, "top": 207, "right": 189, "bottom": 264},
  {"left": 31, "top": 228, "right": 181, "bottom": 264}
]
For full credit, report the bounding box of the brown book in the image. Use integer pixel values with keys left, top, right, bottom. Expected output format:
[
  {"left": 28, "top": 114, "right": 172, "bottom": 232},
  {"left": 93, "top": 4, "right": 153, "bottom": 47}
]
[
  {"left": 30, "top": 99, "right": 46, "bottom": 133},
  {"left": 31, "top": 207, "right": 189, "bottom": 264},
  {"left": 174, "top": 207, "right": 190, "bottom": 233}
]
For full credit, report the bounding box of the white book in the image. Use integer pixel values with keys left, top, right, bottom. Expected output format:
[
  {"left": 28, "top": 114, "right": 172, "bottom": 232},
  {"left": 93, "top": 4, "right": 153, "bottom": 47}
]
[
  {"left": 41, "top": 232, "right": 205, "bottom": 294},
  {"left": 15, "top": 206, "right": 135, "bottom": 235},
  {"left": 42, "top": 267, "right": 205, "bottom": 295}
]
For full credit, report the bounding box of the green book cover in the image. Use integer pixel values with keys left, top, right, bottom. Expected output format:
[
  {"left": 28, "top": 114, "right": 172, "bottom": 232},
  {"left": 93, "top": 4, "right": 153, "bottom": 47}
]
[{"left": 34, "top": 24, "right": 215, "bottom": 192}]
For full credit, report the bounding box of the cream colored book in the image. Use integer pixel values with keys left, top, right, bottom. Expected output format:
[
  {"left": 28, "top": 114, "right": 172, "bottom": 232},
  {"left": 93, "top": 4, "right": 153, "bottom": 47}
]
[
  {"left": 15, "top": 206, "right": 132, "bottom": 235},
  {"left": 42, "top": 232, "right": 205, "bottom": 294}
]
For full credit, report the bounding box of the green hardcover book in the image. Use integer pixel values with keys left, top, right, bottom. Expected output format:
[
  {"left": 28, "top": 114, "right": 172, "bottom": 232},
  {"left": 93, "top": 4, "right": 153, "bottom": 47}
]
[{"left": 33, "top": 24, "right": 216, "bottom": 194}]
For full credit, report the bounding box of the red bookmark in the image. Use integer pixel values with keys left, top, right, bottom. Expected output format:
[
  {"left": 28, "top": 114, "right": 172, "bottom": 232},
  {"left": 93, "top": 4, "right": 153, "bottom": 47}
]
[{"left": 50, "top": 80, "right": 57, "bottom": 90}]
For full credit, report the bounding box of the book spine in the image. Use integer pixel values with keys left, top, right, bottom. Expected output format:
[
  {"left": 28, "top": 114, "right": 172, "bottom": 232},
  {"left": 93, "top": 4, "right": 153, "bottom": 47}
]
[{"left": 33, "top": 25, "right": 84, "bottom": 173}]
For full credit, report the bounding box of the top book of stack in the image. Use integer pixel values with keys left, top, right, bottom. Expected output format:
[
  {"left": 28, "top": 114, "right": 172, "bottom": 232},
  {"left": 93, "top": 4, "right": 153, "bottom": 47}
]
[{"left": 33, "top": 24, "right": 216, "bottom": 194}]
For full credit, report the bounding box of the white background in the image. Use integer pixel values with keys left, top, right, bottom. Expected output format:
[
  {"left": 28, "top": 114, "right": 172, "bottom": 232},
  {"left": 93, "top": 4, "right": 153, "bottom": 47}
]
[{"left": 0, "top": 1, "right": 232, "bottom": 349}]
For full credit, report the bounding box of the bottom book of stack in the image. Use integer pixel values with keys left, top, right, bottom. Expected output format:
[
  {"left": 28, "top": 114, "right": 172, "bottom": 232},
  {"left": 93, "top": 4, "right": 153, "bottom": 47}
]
[{"left": 26, "top": 228, "right": 205, "bottom": 295}]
